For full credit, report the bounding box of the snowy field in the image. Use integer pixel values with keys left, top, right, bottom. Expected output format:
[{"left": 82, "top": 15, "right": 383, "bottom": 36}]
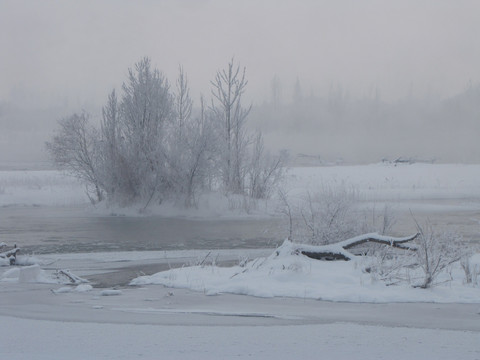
[
  {"left": 2, "top": 162, "right": 480, "bottom": 212},
  {"left": 285, "top": 163, "right": 480, "bottom": 202},
  {"left": 1, "top": 163, "right": 480, "bottom": 359}
]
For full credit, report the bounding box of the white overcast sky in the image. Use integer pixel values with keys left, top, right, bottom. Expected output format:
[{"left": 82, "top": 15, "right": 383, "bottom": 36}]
[{"left": 1, "top": 0, "right": 480, "bottom": 108}]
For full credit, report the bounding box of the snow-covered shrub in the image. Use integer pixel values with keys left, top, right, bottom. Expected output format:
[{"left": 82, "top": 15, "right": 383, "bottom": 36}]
[
  {"left": 413, "top": 223, "right": 464, "bottom": 288},
  {"left": 302, "top": 187, "right": 358, "bottom": 244},
  {"left": 362, "top": 251, "right": 415, "bottom": 286},
  {"left": 279, "top": 184, "right": 364, "bottom": 245},
  {"left": 461, "top": 254, "right": 480, "bottom": 286},
  {"left": 247, "top": 132, "right": 285, "bottom": 199},
  {"left": 14, "top": 255, "right": 41, "bottom": 266},
  {"left": 362, "top": 223, "right": 471, "bottom": 289},
  {"left": 278, "top": 186, "right": 475, "bottom": 289},
  {"left": 0, "top": 257, "right": 9, "bottom": 266}
]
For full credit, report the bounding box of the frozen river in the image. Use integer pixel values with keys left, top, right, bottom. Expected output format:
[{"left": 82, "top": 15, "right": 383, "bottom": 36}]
[
  {"left": 0, "top": 205, "right": 284, "bottom": 254},
  {"left": 2, "top": 199, "right": 480, "bottom": 256},
  {"left": 1, "top": 164, "right": 480, "bottom": 256}
]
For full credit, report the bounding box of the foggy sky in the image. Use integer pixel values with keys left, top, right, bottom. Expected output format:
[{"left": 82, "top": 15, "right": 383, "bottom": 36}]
[{"left": 2, "top": 0, "right": 480, "bottom": 109}]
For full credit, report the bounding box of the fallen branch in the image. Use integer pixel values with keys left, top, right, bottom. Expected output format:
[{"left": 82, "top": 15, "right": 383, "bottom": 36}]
[
  {"left": 55, "top": 269, "right": 89, "bottom": 284},
  {"left": 339, "top": 233, "right": 419, "bottom": 251},
  {"left": 286, "top": 233, "right": 419, "bottom": 261}
]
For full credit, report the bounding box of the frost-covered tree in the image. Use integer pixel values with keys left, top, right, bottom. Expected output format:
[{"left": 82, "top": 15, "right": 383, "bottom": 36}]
[
  {"left": 247, "top": 132, "right": 284, "bottom": 199},
  {"left": 99, "top": 89, "right": 122, "bottom": 200},
  {"left": 48, "top": 58, "right": 175, "bottom": 206},
  {"left": 166, "top": 68, "right": 216, "bottom": 207},
  {"left": 46, "top": 112, "right": 104, "bottom": 203},
  {"left": 48, "top": 57, "right": 285, "bottom": 209},
  {"left": 211, "top": 58, "right": 251, "bottom": 194},
  {"left": 118, "top": 57, "right": 174, "bottom": 204},
  {"left": 181, "top": 98, "right": 217, "bottom": 207},
  {"left": 174, "top": 65, "right": 192, "bottom": 136},
  {"left": 270, "top": 74, "right": 282, "bottom": 109}
]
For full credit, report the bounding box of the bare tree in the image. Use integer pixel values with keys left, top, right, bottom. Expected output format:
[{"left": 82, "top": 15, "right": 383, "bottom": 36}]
[
  {"left": 181, "top": 97, "right": 216, "bottom": 207},
  {"left": 167, "top": 87, "right": 216, "bottom": 207},
  {"left": 100, "top": 89, "right": 122, "bottom": 200},
  {"left": 174, "top": 65, "right": 192, "bottom": 136},
  {"left": 211, "top": 58, "right": 251, "bottom": 194},
  {"left": 278, "top": 189, "right": 294, "bottom": 240},
  {"left": 248, "top": 132, "right": 284, "bottom": 199},
  {"left": 271, "top": 74, "right": 282, "bottom": 109},
  {"left": 46, "top": 112, "right": 103, "bottom": 203}
]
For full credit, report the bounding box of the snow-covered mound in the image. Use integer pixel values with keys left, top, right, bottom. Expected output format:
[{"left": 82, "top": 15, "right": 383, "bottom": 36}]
[
  {"left": 0, "top": 265, "right": 59, "bottom": 284},
  {"left": 0, "top": 263, "right": 89, "bottom": 285},
  {"left": 131, "top": 240, "right": 480, "bottom": 303}
]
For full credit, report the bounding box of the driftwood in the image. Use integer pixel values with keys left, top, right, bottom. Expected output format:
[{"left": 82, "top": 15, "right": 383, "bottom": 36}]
[
  {"left": 0, "top": 243, "right": 19, "bottom": 265},
  {"left": 291, "top": 233, "right": 419, "bottom": 261},
  {"left": 55, "top": 269, "right": 89, "bottom": 284}
]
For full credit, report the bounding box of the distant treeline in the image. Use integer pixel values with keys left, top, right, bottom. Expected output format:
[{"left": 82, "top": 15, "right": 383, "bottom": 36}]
[{"left": 249, "top": 83, "right": 480, "bottom": 163}]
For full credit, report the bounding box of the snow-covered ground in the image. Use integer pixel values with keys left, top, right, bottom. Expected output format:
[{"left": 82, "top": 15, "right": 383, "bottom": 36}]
[
  {"left": 2, "top": 315, "right": 480, "bottom": 360},
  {"left": 0, "top": 170, "right": 87, "bottom": 207},
  {"left": 285, "top": 163, "right": 480, "bottom": 202},
  {"left": 1, "top": 262, "right": 480, "bottom": 359},
  {"left": 131, "top": 243, "right": 480, "bottom": 303},
  {"left": 2, "top": 162, "right": 480, "bottom": 213},
  {"left": 1, "top": 164, "right": 480, "bottom": 359}
]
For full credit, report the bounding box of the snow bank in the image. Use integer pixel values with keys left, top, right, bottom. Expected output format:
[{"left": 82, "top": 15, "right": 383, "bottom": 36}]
[
  {"left": 131, "top": 241, "right": 480, "bottom": 303},
  {"left": 52, "top": 284, "right": 93, "bottom": 294},
  {"left": 0, "top": 265, "right": 58, "bottom": 284},
  {"left": 14, "top": 254, "right": 42, "bottom": 266},
  {"left": 0, "top": 263, "right": 91, "bottom": 285}
]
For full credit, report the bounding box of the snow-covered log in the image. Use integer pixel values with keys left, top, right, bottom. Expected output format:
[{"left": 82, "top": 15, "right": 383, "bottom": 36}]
[
  {"left": 0, "top": 244, "right": 19, "bottom": 265},
  {"left": 338, "top": 233, "right": 419, "bottom": 251},
  {"left": 286, "top": 233, "right": 419, "bottom": 261}
]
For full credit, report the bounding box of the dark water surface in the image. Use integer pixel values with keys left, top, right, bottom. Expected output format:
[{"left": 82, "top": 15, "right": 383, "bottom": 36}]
[
  {"left": 3, "top": 201, "right": 479, "bottom": 255},
  {"left": 0, "top": 205, "right": 284, "bottom": 254}
]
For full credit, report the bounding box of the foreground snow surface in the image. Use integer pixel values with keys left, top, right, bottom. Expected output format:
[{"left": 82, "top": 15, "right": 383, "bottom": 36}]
[
  {"left": 1, "top": 252, "right": 479, "bottom": 360},
  {"left": 2, "top": 315, "right": 480, "bottom": 360}
]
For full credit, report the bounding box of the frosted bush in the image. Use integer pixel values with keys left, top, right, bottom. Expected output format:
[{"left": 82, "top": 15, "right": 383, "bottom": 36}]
[
  {"left": 413, "top": 224, "right": 464, "bottom": 288},
  {"left": 279, "top": 184, "right": 389, "bottom": 246}
]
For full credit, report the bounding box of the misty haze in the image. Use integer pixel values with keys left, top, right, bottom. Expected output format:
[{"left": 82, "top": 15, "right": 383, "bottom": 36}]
[
  {"left": 1, "top": 1, "right": 480, "bottom": 166},
  {"left": 1, "top": 1, "right": 480, "bottom": 359}
]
